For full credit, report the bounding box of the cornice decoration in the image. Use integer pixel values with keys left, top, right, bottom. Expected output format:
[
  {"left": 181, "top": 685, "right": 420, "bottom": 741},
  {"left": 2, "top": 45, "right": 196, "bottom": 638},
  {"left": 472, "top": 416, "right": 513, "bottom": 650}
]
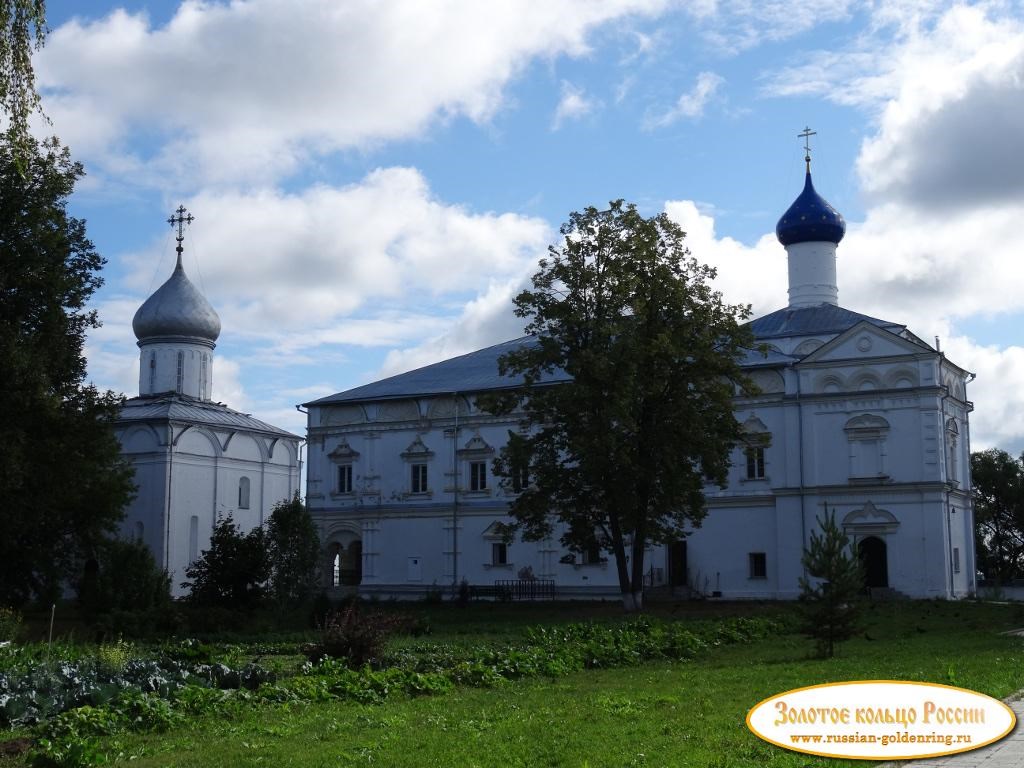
[
  {"left": 457, "top": 434, "right": 494, "bottom": 457},
  {"left": 400, "top": 436, "right": 435, "bottom": 460},
  {"left": 844, "top": 413, "right": 890, "bottom": 439},
  {"left": 328, "top": 438, "right": 361, "bottom": 463},
  {"left": 741, "top": 415, "right": 771, "bottom": 446},
  {"left": 842, "top": 500, "right": 900, "bottom": 533}
]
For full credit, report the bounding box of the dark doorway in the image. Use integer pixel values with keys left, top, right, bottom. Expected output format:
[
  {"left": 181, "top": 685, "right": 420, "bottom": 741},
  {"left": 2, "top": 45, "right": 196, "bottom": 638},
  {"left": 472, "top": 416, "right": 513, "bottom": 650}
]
[
  {"left": 858, "top": 536, "right": 888, "bottom": 589},
  {"left": 669, "top": 540, "right": 687, "bottom": 587},
  {"left": 341, "top": 540, "right": 362, "bottom": 586}
]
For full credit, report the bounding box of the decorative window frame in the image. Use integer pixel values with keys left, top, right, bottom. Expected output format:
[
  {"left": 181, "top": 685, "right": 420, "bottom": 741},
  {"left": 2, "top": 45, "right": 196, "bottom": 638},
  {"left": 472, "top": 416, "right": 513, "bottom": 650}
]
[
  {"left": 739, "top": 415, "right": 771, "bottom": 483},
  {"left": 945, "top": 418, "right": 960, "bottom": 488},
  {"left": 844, "top": 414, "right": 890, "bottom": 482},
  {"left": 482, "top": 521, "right": 513, "bottom": 570},
  {"left": 458, "top": 434, "right": 494, "bottom": 496},
  {"left": 328, "top": 438, "right": 359, "bottom": 498},
  {"left": 401, "top": 436, "right": 434, "bottom": 498}
]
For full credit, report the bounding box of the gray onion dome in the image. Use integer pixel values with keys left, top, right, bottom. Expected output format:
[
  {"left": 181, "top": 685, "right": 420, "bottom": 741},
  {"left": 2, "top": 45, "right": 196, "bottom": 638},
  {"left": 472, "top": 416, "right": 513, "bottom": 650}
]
[{"left": 132, "top": 260, "right": 221, "bottom": 343}]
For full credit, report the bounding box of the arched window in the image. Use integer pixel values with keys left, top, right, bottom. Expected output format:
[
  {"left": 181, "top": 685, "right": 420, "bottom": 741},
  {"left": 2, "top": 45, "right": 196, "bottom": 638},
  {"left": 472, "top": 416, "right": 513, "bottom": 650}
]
[
  {"left": 946, "top": 418, "right": 959, "bottom": 484},
  {"left": 238, "top": 477, "right": 251, "bottom": 509}
]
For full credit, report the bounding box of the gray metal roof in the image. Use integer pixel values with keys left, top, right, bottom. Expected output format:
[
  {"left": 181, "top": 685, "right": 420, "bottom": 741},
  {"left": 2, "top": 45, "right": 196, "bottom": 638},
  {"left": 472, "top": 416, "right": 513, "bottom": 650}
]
[
  {"left": 133, "top": 257, "right": 221, "bottom": 343},
  {"left": 306, "top": 337, "right": 572, "bottom": 405},
  {"left": 740, "top": 347, "right": 799, "bottom": 367},
  {"left": 308, "top": 333, "right": 805, "bottom": 406},
  {"left": 117, "top": 394, "right": 299, "bottom": 438},
  {"left": 748, "top": 304, "right": 904, "bottom": 340}
]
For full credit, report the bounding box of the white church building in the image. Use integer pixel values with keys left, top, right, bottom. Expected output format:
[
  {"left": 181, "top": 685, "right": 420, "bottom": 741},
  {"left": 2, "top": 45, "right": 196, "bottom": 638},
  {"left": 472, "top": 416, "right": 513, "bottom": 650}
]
[
  {"left": 303, "top": 159, "right": 977, "bottom": 601},
  {"left": 114, "top": 208, "right": 301, "bottom": 595}
]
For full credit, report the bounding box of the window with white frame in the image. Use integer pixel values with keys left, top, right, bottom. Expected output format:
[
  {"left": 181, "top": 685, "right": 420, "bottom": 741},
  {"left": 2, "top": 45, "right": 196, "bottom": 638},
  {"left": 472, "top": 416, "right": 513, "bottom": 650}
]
[
  {"left": 512, "top": 465, "right": 529, "bottom": 493},
  {"left": 337, "top": 464, "right": 353, "bottom": 494},
  {"left": 470, "top": 461, "right": 487, "bottom": 491},
  {"left": 580, "top": 541, "right": 602, "bottom": 565},
  {"left": 491, "top": 542, "right": 508, "bottom": 566},
  {"left": 411, "top": 463, "right": 428, "bottom": 493},
  {"left": 745, "top": 447, "right": 765, "bottom": 480},
  {"left": 175, "top": 351, "right": 184, "bottom": 393},
  {"left": 740, "top": 415, "right": 770, "bottom": 481},
  {"left": 238, "top": 477, "right": 251, "bottom": 509}
]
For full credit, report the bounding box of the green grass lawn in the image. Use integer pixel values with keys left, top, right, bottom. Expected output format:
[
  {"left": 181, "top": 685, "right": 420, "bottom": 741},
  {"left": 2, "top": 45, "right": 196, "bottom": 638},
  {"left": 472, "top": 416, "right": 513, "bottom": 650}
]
[{"left": 4, "top": 599, "right": 1024, "bottom": 767}]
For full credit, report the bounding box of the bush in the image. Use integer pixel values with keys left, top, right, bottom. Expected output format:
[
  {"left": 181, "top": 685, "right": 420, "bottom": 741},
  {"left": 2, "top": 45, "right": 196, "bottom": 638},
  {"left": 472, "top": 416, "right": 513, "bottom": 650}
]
[
  {"left": 0, "top": 606, "right": 22, "bottom": 643},
  {"left": 76, "top": 538, "right": 175, "bottom": 638},
  {"left": 309, "top": 603, "right": 418, "bottom": 667},
  {"left": 182, "top": 516, "right": 270, "bottom": 608}
]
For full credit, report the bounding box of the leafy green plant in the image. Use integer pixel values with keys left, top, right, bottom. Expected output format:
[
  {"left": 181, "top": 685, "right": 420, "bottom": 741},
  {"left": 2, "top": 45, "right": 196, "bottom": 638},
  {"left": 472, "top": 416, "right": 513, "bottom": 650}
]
[
  {"left": 310, "top": 603, "right": 418, "bottom": 667},
  {"left": 94, "top": 639, "right": 133, "bottom": 676},
  {"left": 0, "top": 606, "right": 22, "bottom": 643}
]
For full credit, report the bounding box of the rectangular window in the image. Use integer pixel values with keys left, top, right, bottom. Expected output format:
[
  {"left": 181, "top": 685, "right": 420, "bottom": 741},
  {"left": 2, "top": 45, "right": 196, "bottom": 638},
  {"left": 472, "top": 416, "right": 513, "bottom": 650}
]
[
  {"left": 188, "top": 516, "right": 199, "bottom": 564},
  {"left": 338, "top": 464, "right": 353, "bottom": 494},
  {"left": 470, "top": 461, "right": 487, "bottom": 491},
  {"left": 749, "top": 552, "right": 767, "bottom": 580},
  {"left": 176, "top": 351, "right": 184, "bottom": 393},
  {"left": 513, "top": 466, "right": 529, "bottom": 493},
  {"left": 953, "top": 547, "right": 961, "bottom": 574},
  {"left": 745, "top": 447, "right": 765, "bottom": 480},
  {"left": 491, "top": 542, "right": 508, "bottom": 566},
  {"left": 238, "top": 477, "right": 250, "bottom": 509},
  {"left": 411, "top": 463, "right": 428, "bottom": 493},
  {"left": 581, "top": 542, "right": 602, "bottom": 565}
]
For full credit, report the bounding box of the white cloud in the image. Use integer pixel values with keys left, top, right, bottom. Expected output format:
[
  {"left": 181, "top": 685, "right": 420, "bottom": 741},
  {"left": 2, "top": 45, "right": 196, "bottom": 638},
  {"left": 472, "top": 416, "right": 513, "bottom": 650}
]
[
  {"left": 644, "top": 71, "right": 723, "bottom": 128},
  {"left": 119, "top": 167, "right": 550, "bottom": 338},
  {"left": 552, "top": 81, "right": 599, "bottom": 129},
  {"left": 37, "top": 0, "right": 666, "bottom": 187},
  {"left": 378, "top": 277, "right": 533, "bottom": 378},
  {"left": 684, "top": 0, "right": 856, "bottom": 50}
]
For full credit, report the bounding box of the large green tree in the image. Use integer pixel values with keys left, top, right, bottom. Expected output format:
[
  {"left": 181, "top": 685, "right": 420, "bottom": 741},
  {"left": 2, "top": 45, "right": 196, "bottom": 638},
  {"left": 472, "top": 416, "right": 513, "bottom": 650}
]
[
  {"left": 971, "top": 448, "right": 1024, "bottom": 583},
  {"left": 0, "top": 134, "right": 135, "bottom": 607},
  {"left": 484, "top": 200, "right": 753, "bottom": 611}
]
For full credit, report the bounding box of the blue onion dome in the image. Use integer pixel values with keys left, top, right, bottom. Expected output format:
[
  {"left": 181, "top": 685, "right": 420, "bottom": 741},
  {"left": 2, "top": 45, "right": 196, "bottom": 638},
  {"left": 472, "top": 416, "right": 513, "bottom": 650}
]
[
  {"left": 133, "top": 259, "right": 221, "bottom": 343},
  {"left": 776, "top": 172, "right": 846, "bottom": 246}
]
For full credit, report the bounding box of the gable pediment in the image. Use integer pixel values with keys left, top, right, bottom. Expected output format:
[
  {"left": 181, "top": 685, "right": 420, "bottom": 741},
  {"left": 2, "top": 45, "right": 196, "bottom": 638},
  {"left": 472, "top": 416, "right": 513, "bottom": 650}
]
[{"left": 799, "top": 321, "right": 927, "bottom": 364}]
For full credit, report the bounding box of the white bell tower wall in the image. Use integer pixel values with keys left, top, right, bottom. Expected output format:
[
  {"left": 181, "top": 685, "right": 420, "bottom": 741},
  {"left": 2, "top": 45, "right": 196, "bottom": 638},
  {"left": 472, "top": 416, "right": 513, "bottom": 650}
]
[{"left": 786, "top": 240, "right": 838, "bottom": 307}]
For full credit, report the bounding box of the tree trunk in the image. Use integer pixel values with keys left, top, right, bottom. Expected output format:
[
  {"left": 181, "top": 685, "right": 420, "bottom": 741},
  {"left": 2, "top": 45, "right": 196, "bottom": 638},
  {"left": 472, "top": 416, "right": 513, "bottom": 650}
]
[{"left": 620, "top": 590, "right": 644, "bottom": 612}]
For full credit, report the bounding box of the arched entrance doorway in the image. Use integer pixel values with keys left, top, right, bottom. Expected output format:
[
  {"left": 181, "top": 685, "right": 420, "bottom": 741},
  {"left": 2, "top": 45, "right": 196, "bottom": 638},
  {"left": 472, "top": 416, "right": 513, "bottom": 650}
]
[
  {"left": 327, "top": 539, "right": 362, "bottom": 587},
  {"left": 858, "top": 536, "right": 888, "bottom": 590}
]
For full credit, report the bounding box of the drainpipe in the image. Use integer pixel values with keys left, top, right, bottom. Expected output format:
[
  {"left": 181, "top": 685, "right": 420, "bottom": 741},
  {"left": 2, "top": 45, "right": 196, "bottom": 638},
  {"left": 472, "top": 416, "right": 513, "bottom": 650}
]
[
  {"left": 964, "top": 372, "right": 977, "bottom": 596},
  {"left": 452, "top": 392, "right": 460, "bottom": 593},
  {"left": 165, "top": 425, "right": 175, "bottom": 574},
  {"left": 796, "top": 368, "right": 807, "bottom": 580}
]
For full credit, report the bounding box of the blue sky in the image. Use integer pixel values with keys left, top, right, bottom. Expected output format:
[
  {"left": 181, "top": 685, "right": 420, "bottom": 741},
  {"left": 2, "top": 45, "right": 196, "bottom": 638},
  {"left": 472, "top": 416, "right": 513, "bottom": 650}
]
[{"left": 32, "top": 0, "right": 1024, "bottom": 452}]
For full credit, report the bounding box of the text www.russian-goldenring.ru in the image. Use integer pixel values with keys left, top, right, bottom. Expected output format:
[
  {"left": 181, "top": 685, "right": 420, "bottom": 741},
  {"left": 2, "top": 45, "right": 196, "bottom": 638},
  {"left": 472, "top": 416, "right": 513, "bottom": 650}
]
[{"left": 790, "top": 732, "right": 973, "bottom": 747}]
